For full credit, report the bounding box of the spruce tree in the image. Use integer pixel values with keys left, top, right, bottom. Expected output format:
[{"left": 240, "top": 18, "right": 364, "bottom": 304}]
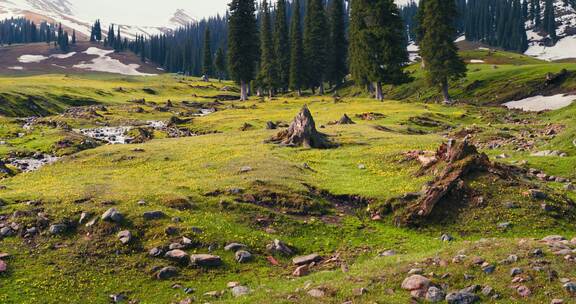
[
  {"left": 418, "top": 0, "right": 466, "bottom": 103},
  {"left": 72, "top": 30, "right": 76, "bottom": 44},
  {"left": 327, "top": 0, "right": 348, "bottom": 88},
  {"left": 274, "top": 0, "right": 290, "bottom": 93},
  {"left": 215, "top": 47, "right": 227, "bottom": 81},
  {"left": 202, "top": 27, "right": 213, "bottom": 77},
  {"left": 349, "top": 0, "right": 410, "bottom": 100},
  {"left": 303, "top": 0, "right": 329, "bottom": 94},
  {"left": 289, "top": 0, "right": 305, "bottom": 96},
  {"left": 543, "top": 0, "right": 557, "bottom": 41},
  {"left": 533, "top": 0, "right": 542, "bottom": 28},
  {"left": 228, "top": 0, "right": 259, "bottom": 100},
  {"left": 257, "top": 0, "right": 277, "bottom": 97}
]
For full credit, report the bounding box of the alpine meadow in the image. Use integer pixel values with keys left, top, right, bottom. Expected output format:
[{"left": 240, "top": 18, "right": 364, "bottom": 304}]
[{"left": 2, "top": 0, "right": 576, "bottom": 303}]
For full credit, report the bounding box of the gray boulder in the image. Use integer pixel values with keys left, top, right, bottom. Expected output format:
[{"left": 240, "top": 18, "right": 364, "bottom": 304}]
[
  {"left": 445, "top": 292, "right": 479, "bottom": 304},
  {"left": 101, "top": 208, "right": 124, "bottom": 223}
]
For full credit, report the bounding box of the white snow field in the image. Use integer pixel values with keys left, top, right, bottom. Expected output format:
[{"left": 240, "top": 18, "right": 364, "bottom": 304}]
[
  {"left": 503, "top": 94, "right": 576, "bottom": 111},
  {"left": 17, "top": 52, "right": 77, "bottom": 63},
  {"left": 525, "top": 35, "right": 576, "bottom": 61},
  {"left": 73, "top": 47, "right": 156, "bottom": 76}
]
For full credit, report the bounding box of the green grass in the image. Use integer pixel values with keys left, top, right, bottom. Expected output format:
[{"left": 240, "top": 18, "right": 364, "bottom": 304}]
[{"left": 1, "top": 55, "right": 576, "bottom": 303}]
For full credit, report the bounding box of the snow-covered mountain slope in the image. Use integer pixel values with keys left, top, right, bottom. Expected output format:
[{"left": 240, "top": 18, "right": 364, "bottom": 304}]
[
  {"left": 0, "top": 0, "right": 196, "bottom": 40},
  {"left": 525, "top": 0, "right": 576, "bottom": 61}
]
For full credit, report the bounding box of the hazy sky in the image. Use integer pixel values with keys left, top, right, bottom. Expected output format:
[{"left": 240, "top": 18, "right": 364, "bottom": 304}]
[
  {"left": 72, "top": 0, "right": 230, "bottom": 26},
  {"left": 70, "top": 0, "right": 410, "bottom": 27}
]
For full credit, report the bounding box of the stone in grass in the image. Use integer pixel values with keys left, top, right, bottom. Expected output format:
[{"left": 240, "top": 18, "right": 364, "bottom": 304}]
[
  {"left": 235, "top": 250, "right": 253, "bottom": 263},
  {"left": 440, "top": 234, "right": 454, "bottom": 242},
  {"left": 517, "top": 285, "right": 531, "bottom": 297},
  {"left": 224, "top": 243, "right": 248, "bottom": 252},
  {"left": 156, "top": 266, "right": 178, "bottom": 280},
  {"left": 292, "top": 254, "right": 322, "bottom": 266},
  {"left": 101, "top": 208, "right": 124, "bottom": 223},
  {"left": 307, "top": 288, "right": 325, "bottom": 298},
  {"left": 511, "top": 267, "right": 523, "bottom": 276},
  {"left": 231, "top": 286, "right": 250, "bottom": 297},
  {"left": 165, "top": 249, "right": 189, "bottom": 263},
  {"left": 266, "top": 239, "right": 294, "bottom": 256},
  {"left": 149, "top": 247, "right": 163, "bottom": 257},
  {"left": 143, "top": 211, "right": 165, "bottom": 221},
  {"left": 563, "top": 282, "right": 576, "bottom": 294},
  {"left": 401, "top": 275, "right": 430, "bottom": 291},
  {"left": 117, "top": 230, "right": 132, "bottom": 244},
  {"left": 426, "top": 286, "right": 446, "bottom": 303},
  {"left": 445, "top": 292, "right": 479, "bottom": 304},
  {"left": 49, "top": 224, "right": 67, "bottom": 235},
  {"left": 189, "top": 254, "right": 222, "bottom": 267},
  {"left": 0, "top": 260, "right": 6, "bottom": 273},
  {"left": 292, "top": 265, "right": 309, "bottom": 277}
]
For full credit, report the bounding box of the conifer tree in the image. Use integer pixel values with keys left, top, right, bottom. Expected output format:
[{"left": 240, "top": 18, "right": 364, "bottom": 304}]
[
  {"left": 108, "top": 25, "right": 115, "bottom": 47},
  {"left": 274, "top": 0, "right": 290, "bottom": 93},
  {"left": 349, "top": 0, "right": 410, "bottom": 100},
  {"left": 72, "top": 30, "right": 76, "bottom": 44},
  {"left": 418, "top": 0, "right": 466, "bottom": 103},
  {"left": 228, "top": 0, "right": 260, "bottom": 100},
  {"left": 543, "top": 0, "right": 557, "bottom": 41},
  {"left": 327, "top": 0, "right": 348, "bottom": 88},
  {"left": 533, "top": 0, "right": 542, "bottom": 27},
  {"left": 215, "top": 47, "right": 227, "bottom": 81},
  {"left": 202, "top": 27, "right": 214, "bottom": 77},
  {"left": 257, "top": 0, "right": 277, "bottom": 97},
  {"left": 303, "top": 0, "right": 329, "bottom": 94},
  {"left": 289, "top": 0, "right": 305, "bottom": 96}
]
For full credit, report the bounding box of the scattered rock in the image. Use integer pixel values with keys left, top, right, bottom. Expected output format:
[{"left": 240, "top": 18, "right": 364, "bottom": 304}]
[
  {"left": 517, "top": 285, "right": 531, "bottom": 297},
  {"left": 426, "top": 286, "right": 446, "bottom": 302},
  {"left": 165, "top": 226, "right": 179, "bottom": 236},
  {"left": 445, "top": 292, "right": 479, "bottom": 304},
  {"left": 149, "top": 247, "right": 163, "bottom": 257},
  {"left": 563, "top": 282, "right": 576, "bottom": 294},
  {"left": 224, "top": 243, "right": 247, "bottom": 251},
  {"left": 101, "top": 208, "right": 123, "bottom": 223},
  {"left": 307, "top": 288, "right": 325, "bottom": 298},
  {"left": 156, "top": 266, "right": 178, "bottom": 279},
  {"left": 231, "top": 285, "right": 250, "bottom": 297},
  {"left": 189, "top": 254, "right": 222, "bottom": 267},
  {"left": 143, "top": 211, "right": 165, "bottom": 220},
  {"left": 239, "top": 166, "right": 253, "bottom": 173},
  {"left": 79, "top": 212, "right": 91, "bottom": 224},
  {"left": 481, "top": 286, "right": 494, "bottom": 296},
  {"left": 379, "top": 250, "right": 397, "bottom": 257},
  {"left": 511, "top": 267, "right": 523, "bottom": 276},
  {"left": 235, "top": 250, "right": 252, "bottom": 263},
  {"left": 49, "top": 224, "right": 67, "bottom": 235},
  {"left": 528, "top": 189, "right": 547, "bottom": 200},
  {"left": 440, "top": 234, "right": 454, "bottom": 242},
  {"left": 117, "top": 230, "right": 132, "bottom": 244},
  {"left": 551, "top": 299, "right": 564, "bottom": 304},
  {"left": 266, "top": 239, "right": 294, "bottom": 256},
  {"left": 292, "top": 254, "right": 321, "bottom": 266},
  {"left": 165, "top": 249, "right": 189, "bottom": 263},
  {"left": 401, "top": 275, "right": 430, "bottom": 291}
]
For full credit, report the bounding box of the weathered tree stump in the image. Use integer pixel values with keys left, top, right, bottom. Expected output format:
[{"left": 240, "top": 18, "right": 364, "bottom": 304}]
[
  {"left": 267, "top": 105, "right": 332, "bottom": 148},
  {"left": 336, "top": 114, "right": 355, "bottom": 125}
]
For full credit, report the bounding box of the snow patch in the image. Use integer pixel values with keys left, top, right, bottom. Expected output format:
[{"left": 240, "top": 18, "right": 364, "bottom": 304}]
[
  {"left": 525, "top": 35, "right": 576, "bottom": 61},
  {"left": 73, "top": 47, "right": 156, "bottom": 76},
  {"left": 51, "top": 52, "right": 76, "bottom": 59},
  {"left": 470, "top": 59, "right": 485, "bottom": 63},
  {"left": 503, "top": 94, "right": 576, "bottom": 111},
  {"left": 8, "top": 66, "right": 24, "bottom": 70},
  {"left": 18, "top": 55, "right": 49, "bottom": 63}
]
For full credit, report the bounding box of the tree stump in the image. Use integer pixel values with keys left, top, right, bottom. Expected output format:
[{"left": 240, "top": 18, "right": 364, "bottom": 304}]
[
  {"left": 336, "top": 114, "right": 355, "bottom": 125},
  {"left": 267, "top": 105, "right": 332, "bottom": 148}
]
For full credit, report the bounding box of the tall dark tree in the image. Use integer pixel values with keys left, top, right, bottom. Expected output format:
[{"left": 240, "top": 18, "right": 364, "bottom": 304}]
[
  {"left": 543, "top": 0, "right": 557, "bottom": 41},
  {"left": 215, "top": 47, "right": 227, "bottom": 81},
  {"left": 71, "top": 30, "right": 76, "bottom": 44},
  {"left": 418, "top": 0, "right": 466, "bottom": 103},
  {"left": 289, "top": 0, "right": 305, "bottom": 95},
  {"left": 202, "top": 27, "right": 214, "bottom": 77},
  {"left": 349, "top": 0, "right": 410, "bottom": 100},
  {"left": 533, "top": 0, "right": 542, "bottom": 28},
  {"left": 228, "top": 0, "right": 259, "bottom": 100},
  {"left": 274, "top": 0, "right": 290, "bottom": 92},
  {"left": 257, "top": 0, "right": 277, "bottom": 96},
  {"left": 303, "top": 0, "right": 329, "bottom": 94},
  {"left": 327, "top": 0, "right": 348, "bottom": 88}
]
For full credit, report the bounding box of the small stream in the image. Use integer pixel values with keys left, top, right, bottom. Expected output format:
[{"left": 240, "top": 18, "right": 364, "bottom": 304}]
[
  {"left": 7, "top": 154, "right": 60, "bottom": 172},
  {"left": 74, "top": 120, "right": 168, "bottom": 144}
]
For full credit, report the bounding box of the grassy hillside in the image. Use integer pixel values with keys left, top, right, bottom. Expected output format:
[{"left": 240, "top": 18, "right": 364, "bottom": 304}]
[{"left": 0, "top": 50, "right": 575, "bottom": 304}]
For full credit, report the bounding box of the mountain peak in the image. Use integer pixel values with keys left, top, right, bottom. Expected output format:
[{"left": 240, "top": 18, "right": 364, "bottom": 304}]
[{"left": 169, "top": 9, "right": 195, "bottom": 28}]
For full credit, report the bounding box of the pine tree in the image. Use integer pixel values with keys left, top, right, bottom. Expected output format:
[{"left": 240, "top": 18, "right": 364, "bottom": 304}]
[
  {"left": 274, "top": 0, "right": 290, "bottom": 93},
  {"left": 327, "top": 0, "right": 348, "bottom": 88},
  {"left": 257, "top": 0, "right": 277, "bottom": 97},
  {"left": 543, "top": 0, "right": 557, "bottom": 41},
  {"left": 533, "top": 0, "right": 542, "bottom": 28},
  {"left": 215, "top": 47, "right": 227, "bottom": 81},
  {"left": 72, "top": 30, "right": 76, "bottom": 44},
  {"left": 289, "top": 0, "right": 305, "bottom": 95},
  {"left": 303, "top": 0, "right": 329, "bottom": 94},
  {"left": 228, "top": 0, "right": 260, "bottom": 100},
  {"left": 202, "top": 27, "right": 214, "bottom": 77},
  {"left": 418, "top": 0, "right": 467, "bottom": 103},
  {"left": 349, "top": 0, "right": 410, "bottom": 100},
  {"left": 108, "top": 24, "right": 115, "bottom": 47}
]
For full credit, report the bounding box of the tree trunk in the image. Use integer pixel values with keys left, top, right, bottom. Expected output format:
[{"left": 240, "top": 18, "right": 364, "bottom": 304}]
[
  {"left": 240, "top": 80, "right": 248, "bottom": 101},
  {"left": 311, "top": 87, "right": 316, "bottom": 95},
  {"left": 269, "top": 89, "right": 273, "bottom": 98},
  {"left": 297, "top": 88, "right": 302, "bottom": 97},
  {"left": 441, "top": 79, "right": 451, "bottom": 104},
  {"left": 319, "top": 82, "right": 325, "bottom": 95},
  {"left": 374, "top": 82, "right": 383, "bottom": 101}
]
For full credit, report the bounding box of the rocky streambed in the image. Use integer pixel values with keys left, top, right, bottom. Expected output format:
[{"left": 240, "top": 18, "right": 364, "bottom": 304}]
[{"left": 6, "top": 154, "right": 59, "bottom": 172}]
